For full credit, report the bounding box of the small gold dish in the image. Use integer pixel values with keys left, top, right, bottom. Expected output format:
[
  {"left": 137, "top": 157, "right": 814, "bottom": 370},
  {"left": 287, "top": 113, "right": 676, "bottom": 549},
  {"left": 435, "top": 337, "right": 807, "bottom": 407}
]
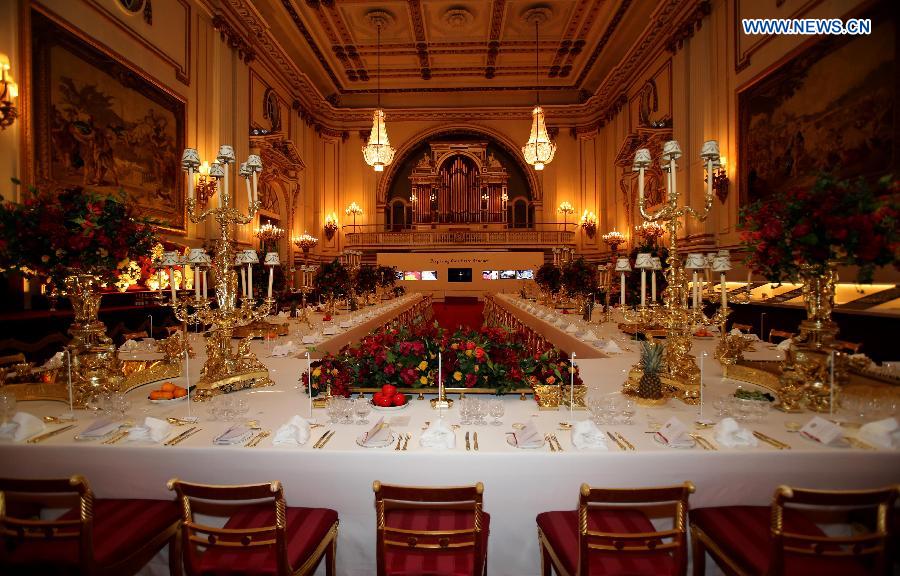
[{"left": 784, "top": 421, "right": 802, "bottom": 433}]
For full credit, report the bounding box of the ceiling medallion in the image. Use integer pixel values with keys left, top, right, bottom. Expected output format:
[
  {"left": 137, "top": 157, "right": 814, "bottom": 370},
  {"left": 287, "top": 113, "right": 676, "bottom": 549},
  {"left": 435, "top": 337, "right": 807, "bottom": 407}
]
[
  {"left": 443, "top": 8, "right": 474, "bottom": 29},
  {"left": 364, "top": 10, "right": 395, "bottom": 31}
]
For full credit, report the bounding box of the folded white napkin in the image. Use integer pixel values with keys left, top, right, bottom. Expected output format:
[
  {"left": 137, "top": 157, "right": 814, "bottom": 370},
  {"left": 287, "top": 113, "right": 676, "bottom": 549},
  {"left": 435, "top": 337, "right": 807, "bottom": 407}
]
[
  {"left": 76, "top": 418, "right": 121, "bottom": 440},
  {"left": 322, "top": 326, "right": 337, "bottom": 336},
  {"left": 800, "top": 416, "right": 843, "bottom": 445},
  {"left": 271, "top": 341, "right": 300, "bottom": 357},
  {"left": 571, "top": 420, "right": 608, "bottom": 450},
  {"left": 214, "top": 424, "right": 253, "bottom": 445},
  {"left": 713, "top": 417, "right": 758, "bottom": 448},
  {"left": 277, "top": 310, "right": 289, "bottom": 318},
  {"left": 565, "top": 323, "right": 579, "bottom": 334},
  {"left": 729, "top": 328, "right": 743, "bottom": 336},
  {"left": 273, "top": 415, "right": 312, "bottom": 447},
  {"left": 858, "top": 417, "right": 899, "bottom": 449},
  {"left": 119, "top": 339, "right": 140, "bottom": 351},
  {"left": 339, "top": 320, "right": 352, "bottom": 329},
  {"left": 555, "top": 317, "right": 568, "bottom": 327},
  {"left": 302, "top": 333, "right": 320, "bottom": 344},
  {"left": 744, "top": 333, "right": 760, "bottom": 342},
  {"left": 41, "top": 351, "right": 65, "bottom": 370},
  {"left": 419, "top": 419, "right": 455, "bottom": 449},
  {"left": 3, "top": 412, "right": 46, "bottom": 442},
  {"left": 127, "top": 417, "right": 172, "bottom": 443},
  {"left": 361, "top": 417, "right": 392, "bottom": 446},
  {"left": 601, "top": 340, "right": 623, "bottom": 354},
  {"left": 512, "top": 420, "right": 544, "bottom": 448},
  {"left": 582, "top": 329, "right": 599, "bottom": 341},
  {"left": 776, "top": 338, "right": 793, "bottom": 351},
  {"left": 656, "top": 417, "right": 693, "bottom": 447}
]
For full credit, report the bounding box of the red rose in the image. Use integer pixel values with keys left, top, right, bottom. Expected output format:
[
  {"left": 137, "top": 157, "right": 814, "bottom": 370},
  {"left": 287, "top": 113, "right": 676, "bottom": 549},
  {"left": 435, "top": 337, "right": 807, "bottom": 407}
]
[{"left": 465, "top": 373, "right": 477, "bottom": 387}]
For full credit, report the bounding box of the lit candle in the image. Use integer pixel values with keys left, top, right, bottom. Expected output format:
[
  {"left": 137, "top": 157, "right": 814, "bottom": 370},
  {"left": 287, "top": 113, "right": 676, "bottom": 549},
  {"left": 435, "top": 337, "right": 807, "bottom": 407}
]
[
  {"left": 202, "top": 270, "right": 208, "bottom": 299},
  {"left": 169, "top": 268, "right": 176, "bottom": 303},
  {"left": 248, "top": 264, "right": 254, "bottom": 300},
  {"left": 157, "top": 269, "right": 163, "bottom": 295},
  {"left": 720, "top": 273, "right": 727, "bottom": 309},
  {"left": 651, "top": 269, "right": 657, "bottom": 302},
  {"left": 620, "top": 272, "right": 626, "bottom": 307},
  {"left": 240, "top": 267, "right": 247, "bottom": 299},
  {"left": 267, "top": 265, "right": 274, "bottom": 300},
  {"left": 194, "top": 267, "right": 200, "bottom": 299},
  {"left": 307, "top": 352, "right": 313, "bottom": 417}
]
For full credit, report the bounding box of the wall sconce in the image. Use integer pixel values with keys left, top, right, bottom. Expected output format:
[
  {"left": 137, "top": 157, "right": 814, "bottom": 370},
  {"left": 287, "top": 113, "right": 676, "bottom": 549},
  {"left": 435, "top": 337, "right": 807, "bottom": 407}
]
[
  {"left": 579, "top": 210, "right": 597, "bottom": 238},
  {"left": 708, "top": 156, "right": 729, "bottom": 203},
  {"left": 0, "top": 54, "right": 19, "bottom": 130},
  {"left": 194, "top": 161, "right": 218, "bottom": 207},
  {"left": 293, "top": 231, "right": 319, "bottom": 261},
  {"left": 324, "top": 212, "right": 339, "bottom": 240},
  {"left": 344, "top": 201, "right": 363, "bottom": 231}
]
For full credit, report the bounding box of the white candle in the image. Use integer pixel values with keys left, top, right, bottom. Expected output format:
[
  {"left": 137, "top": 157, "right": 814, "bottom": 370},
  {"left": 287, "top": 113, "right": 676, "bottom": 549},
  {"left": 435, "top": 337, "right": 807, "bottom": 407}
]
[
  {"left": 569, "top": 352, "right": 575, "bottom": 420},
  {"left": 692, "top": 271, "right": 700, "bottom": 312},
  {"left": 202, "top": 270, "right": 208, "bottom": 299},
  {"left": 246, "top": 177, "right": 252, "bottom": 208},
  {"left": 438, "top": 351, "right": 443, "bottom": 419},
  {"left": 169, "top": 268, "right": 176, "bottom": 303},
  {"left": 194, "top": 267, "right": 200, "bottom": 299},
  {"left": 720, "top": 273, "right": 727, "bottom": 309},
  {"left": 240, "top": 268, "right": 247, "bottom": 299},
  {"left": 188, "top": 167, "right": 195, "bottom": 201},
  {"left": 651, "top": 270, "right": 657, "bottom": 302},
  {"left": 307, "top": 352, "right": 313, "bottom": 417},
  {"left": 640, "top": 269, "right": 646, "bottom": 307},
  {"left": 222, "top": 168, "right": 228, "bottom": 211},
  {"left": 252, "top": 173, "right": 258, "bottom": 205},
  {"left": 248, "top": 264, "right": 254, "bottom": 300},
  {"left": 620, "top": 273, "right": 626, "bottom": 307},
  {"left": 267, "top": 266, "right": 274, "bottom": 299}
]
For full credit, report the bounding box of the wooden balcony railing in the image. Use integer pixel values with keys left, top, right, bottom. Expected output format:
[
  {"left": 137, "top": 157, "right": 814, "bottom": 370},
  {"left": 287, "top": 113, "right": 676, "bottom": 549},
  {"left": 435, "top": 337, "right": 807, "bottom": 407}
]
[{"left": 344, "top": 229, "right": 575, "bottom": 249}]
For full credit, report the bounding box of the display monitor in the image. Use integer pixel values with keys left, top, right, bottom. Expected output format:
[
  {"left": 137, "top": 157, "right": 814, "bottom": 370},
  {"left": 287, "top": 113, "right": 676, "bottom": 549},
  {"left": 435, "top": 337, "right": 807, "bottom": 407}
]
[
  {"left": 421, "top": 270, "right": 438, "bottom": 281},
  {"left": 448, "top": 268, "right": 473, "bottom": 283},
  {"left": 403, "top": 271, "right": 422, "bottom": 281},
  {"left": 516, "top": 270, "right": 534, "bottom": 280},
  {"left": 499, "top": 270, "right": 516, "bottom": 279},
  {"left": 482, "top": 270, "right": 498, "bottom": 280}
]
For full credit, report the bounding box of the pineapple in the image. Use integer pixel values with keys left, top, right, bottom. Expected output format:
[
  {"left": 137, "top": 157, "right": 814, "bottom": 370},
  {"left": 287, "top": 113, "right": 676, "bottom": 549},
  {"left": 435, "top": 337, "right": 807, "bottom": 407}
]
[{"left": 638, "top": 341, "right": 665, "bottom": 399}]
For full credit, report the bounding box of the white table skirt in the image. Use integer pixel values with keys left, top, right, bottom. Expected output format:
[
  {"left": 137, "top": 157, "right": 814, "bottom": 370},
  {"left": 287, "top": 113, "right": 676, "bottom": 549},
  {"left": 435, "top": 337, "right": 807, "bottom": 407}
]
[{"left": 2, "top": 299, "right": 898, "bottom": 576}]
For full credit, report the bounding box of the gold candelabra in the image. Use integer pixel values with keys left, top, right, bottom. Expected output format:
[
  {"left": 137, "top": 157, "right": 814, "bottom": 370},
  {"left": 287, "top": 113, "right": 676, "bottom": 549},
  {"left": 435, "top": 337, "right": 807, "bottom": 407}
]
[
  {"left": 177, "top": 145, "right": 276, "bottom": 400},
  {"left": 601, "top": 230, "right": 625, "bottom": 322},
  {"left": 292, "top": 232, "right": 320, "bottom": 328},
  {"left": 626, "top": 139, "right": 721, "bottom": 403}
]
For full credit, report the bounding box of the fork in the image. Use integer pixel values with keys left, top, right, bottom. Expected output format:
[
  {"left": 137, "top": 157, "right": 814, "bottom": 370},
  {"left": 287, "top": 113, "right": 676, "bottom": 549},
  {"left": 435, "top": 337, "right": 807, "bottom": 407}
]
[
  {"left": 402, "top": 433, "right": 411, "bottom": 450},
  {"left": 545, "top": 434, "right": 557, "bottom": 452},
  {"left": 550, "top": 434, "right": 564, "bottom": 451},
  {"left": 395, "top": 434, "right": 403, "bottom": 450}
]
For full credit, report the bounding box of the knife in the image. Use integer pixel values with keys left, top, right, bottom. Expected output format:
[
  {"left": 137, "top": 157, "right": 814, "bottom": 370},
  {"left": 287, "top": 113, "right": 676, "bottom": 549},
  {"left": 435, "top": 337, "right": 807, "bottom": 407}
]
[
  {"left": 26, "top": 424, "right": 77, "bottom": 444},
  {"left": 606, "top": 431, "right": 626, "bottom": 451},
  {"left": 473, "top": 432, "right": 479, "bottom": 451},
  {"left": 317, "top": 430, "right": 336, "bottom": 449},
  {"left": 465, "top": 431, "right": 470, "bottom": 451},
  {"left": 168, "top": 428, "right": 201, "bottom": 446},
  {"left": 312, "top": 430, "right": 330, "bottom": 449},
  {"left": 615, "top": 432, "right": 634, "bottom": 451},
  {"left": 753, "top": 431, "right": 790, "bottom": 450},
  {"left": 164, "top": 427, "right": 196, "bottom": 446}
]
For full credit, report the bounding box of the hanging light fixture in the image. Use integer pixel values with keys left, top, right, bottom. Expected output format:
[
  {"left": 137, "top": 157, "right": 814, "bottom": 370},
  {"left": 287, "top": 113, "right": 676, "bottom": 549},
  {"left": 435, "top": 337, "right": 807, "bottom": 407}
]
[
  {"left": 362, "top": 17, "right": 395, "bottom": 172},
  {"left": 521, "top": 14, "right": 556, "bottom": 171}
]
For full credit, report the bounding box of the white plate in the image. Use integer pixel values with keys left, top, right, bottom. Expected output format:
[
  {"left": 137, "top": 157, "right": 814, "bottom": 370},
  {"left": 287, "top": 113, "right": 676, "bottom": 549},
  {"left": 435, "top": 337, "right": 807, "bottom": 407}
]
[
  {"left": 356, "top": 431, "right": 398, "bottom": 448},
  {"left": 652, "top": 433, "right": 696, "bottom": 449},
  {"left": 370, "top": 400, "right": 411, "bottom": 412},
  {"left": 506, "top": 434, "right": 545, "bottom": 450}
]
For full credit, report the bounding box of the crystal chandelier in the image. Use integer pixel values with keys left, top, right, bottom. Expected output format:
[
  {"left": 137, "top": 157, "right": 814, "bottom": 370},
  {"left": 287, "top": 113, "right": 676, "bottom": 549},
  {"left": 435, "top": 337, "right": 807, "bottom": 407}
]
[
  {"left": 521, "top": 16, "right": 556, "bottom": 171},
  {"left": 362, "top": 20, "right": 395, "bottom": 172}
]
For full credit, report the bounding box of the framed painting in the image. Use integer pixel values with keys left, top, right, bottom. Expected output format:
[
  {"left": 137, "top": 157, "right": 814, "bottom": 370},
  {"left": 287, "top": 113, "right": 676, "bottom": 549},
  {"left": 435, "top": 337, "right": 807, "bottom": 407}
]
[
  {"left": 30, "top": 10, "right": 186, "bottom": 233},
  {"left": 738, "top": 7, "right": 896, "bottom": 206}
]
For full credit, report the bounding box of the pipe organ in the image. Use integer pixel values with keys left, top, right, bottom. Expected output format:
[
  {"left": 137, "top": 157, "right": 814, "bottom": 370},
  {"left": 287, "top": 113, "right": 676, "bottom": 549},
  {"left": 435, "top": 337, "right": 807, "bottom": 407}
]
[{"left": 409, "top": 142, "right": 509, "bottom": 225}]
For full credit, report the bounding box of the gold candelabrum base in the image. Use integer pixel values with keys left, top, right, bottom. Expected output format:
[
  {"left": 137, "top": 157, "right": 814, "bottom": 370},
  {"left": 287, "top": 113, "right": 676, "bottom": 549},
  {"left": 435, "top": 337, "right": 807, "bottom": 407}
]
[{"left": 174, "top": 196, "right": 277, "bottom": 401}]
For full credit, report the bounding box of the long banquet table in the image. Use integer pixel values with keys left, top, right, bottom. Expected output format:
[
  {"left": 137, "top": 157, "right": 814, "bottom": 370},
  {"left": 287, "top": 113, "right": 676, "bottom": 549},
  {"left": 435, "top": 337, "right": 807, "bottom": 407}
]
[{"left": 1, "top": 294, "right": 898, "bottom": 576}]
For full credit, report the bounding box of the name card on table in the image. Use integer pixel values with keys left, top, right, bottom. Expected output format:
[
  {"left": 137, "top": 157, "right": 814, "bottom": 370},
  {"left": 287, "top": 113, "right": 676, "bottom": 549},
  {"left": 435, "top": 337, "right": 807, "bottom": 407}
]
[{"left": 800, "top": 416, "right": 843, "bottom": 445}]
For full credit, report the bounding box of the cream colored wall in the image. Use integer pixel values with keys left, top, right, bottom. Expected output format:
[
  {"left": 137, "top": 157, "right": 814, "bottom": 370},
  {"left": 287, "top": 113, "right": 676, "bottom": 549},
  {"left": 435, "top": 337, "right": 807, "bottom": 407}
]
[{"left": 3, "top": 0, "right": 892, "bottom": 282}]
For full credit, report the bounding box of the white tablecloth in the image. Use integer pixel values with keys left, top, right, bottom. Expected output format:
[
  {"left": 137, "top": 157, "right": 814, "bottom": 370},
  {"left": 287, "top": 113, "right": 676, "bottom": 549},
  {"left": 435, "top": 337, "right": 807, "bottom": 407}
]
[{"left": 2, "top": 297, "right": 898, "bottom": 576}]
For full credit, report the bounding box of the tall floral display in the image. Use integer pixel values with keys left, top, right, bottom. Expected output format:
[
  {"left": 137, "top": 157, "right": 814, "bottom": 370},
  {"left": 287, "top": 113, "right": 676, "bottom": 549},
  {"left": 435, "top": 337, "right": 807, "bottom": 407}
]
[
  {"left": 0, "top": 186, "right": 158, "bottom": 403},
  {"left": 740, "top": 175, "right": 899, "bottom": 410}
]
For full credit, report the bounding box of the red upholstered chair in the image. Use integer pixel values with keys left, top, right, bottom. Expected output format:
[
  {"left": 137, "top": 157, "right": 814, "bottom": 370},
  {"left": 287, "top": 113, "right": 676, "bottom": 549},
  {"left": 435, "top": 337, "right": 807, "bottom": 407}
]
[
  {"left": 536, "top": 482, "right": 695, "bottom": 576},
  {"left": 691, "top": 485, "right": 899, "bottom": 576},
  {"left": 167, "top": 478, "right": 338, "bottom": 576},
  {"left": 0, "top": 475, "right": 182, "bottom": 576},
  {"left": 372, "top": 481, "right": 489, "bottom": 576}
]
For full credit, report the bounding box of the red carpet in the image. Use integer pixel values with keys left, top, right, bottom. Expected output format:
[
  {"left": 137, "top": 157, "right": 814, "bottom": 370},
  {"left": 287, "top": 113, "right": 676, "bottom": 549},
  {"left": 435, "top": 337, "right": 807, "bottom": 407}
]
[{"left": 432, "top": 297, "right": 484, "bottom": 332}]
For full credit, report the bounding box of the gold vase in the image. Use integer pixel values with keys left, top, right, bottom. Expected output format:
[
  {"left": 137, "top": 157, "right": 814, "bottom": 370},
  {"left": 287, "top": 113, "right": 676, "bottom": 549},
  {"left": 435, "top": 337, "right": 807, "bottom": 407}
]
[
  {"left": 64, "top": 274, "right": 122, "bottom": 406},
  {"left": 777, "top": 262, "right": 843, "bottom": 412}
]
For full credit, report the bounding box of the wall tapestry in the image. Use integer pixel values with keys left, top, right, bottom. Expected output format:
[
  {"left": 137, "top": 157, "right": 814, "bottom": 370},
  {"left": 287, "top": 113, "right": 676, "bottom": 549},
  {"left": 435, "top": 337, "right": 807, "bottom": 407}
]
[
  {"left": 739, "top": 13, "right": 896, "bottom": 205},
  {"left": 31, "top": 11, "right": 186, "bottom": 232}
]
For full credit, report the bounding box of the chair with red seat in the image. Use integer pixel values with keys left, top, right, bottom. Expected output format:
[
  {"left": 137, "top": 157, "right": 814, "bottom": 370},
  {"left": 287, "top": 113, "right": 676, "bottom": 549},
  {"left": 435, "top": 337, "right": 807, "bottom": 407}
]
[
  {"left": 0, "top": 475, "right": 182, "bottom": 576},
  {"left": 536, "top": 482, "right": 695, "bottom": 576},
  {"left": 690, "top": 484, "right": 898, "bottom": 576},
  {"left": 373, "top": 481, "right": 489, "bottom": 576},
  {"left": 167, "top": 478, "right": 338, "bottom": 576}
]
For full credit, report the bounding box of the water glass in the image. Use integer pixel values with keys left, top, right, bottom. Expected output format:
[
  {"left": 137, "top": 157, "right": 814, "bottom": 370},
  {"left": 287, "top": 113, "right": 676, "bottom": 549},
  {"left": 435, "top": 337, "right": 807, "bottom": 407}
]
[
  {"left": 355, "top": 397, "right": 372, "bottom": 425},
  {"left": 340, "top": 398, "right": 355, "bottom": 425},
  {"left": 459, "top": 398, "right": 472, "bottom": 425},
  {"left": 620, "top": 399, "right": 636, "bottom": 425},
  {"left": 489, "top": 399, "right": 504, "bottom": 426},
  {"left": 326, "top": 397, "right": 342, "bottom": 424},
  {"left": 0, "top": 392, "right": 16, "bottom": 424}
]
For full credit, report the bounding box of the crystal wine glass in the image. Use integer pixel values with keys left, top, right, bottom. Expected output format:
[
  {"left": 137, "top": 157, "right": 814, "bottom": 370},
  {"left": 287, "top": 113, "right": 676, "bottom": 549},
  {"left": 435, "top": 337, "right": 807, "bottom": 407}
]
[
  {"left": 355, "top": 397, "right": 371, "bottom": 425},
  {"left": 489, "top": 399, "right": 504, "bottom": 426}
]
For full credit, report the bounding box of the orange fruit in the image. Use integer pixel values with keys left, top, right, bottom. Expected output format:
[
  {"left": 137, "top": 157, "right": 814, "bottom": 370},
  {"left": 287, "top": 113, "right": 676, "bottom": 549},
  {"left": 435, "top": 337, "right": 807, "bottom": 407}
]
[
  {"left": 149, "top": 390, "right": 173, "bottom": 400},
  {"left": 172, "top": 387, "right": 188, "bottom": 398},
  {"left": 161, "top": 382, "right": 176, "bottom": 392}
]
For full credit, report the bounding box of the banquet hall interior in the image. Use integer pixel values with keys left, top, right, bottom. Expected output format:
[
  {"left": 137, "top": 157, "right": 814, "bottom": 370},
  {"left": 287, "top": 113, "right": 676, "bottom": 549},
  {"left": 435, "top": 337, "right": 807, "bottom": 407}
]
[{"left": 0, "top": 0, "right": 898, "bottom": 575}]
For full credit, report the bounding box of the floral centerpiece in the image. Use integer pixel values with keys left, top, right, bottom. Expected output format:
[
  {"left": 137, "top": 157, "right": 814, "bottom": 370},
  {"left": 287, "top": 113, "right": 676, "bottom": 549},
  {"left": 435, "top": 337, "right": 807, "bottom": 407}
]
[
  {"left": 301, "top": 323, "right": 582, "bottom": 399},
  {"left": 313, "top": 258, "right": 350, "bottom": 304},
  {"left": 535, "top": 263, "right": 562, "bottom": 294}
]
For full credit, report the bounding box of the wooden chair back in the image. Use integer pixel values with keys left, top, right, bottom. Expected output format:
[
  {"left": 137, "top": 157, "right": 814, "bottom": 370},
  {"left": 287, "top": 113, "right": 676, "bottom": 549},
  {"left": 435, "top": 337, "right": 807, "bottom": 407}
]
[
  {"left": 768, "top": 329, "right": 794, "bottom": 343},
  {"left": 577, "top": 482, "right": 695, "bottom": 576},
  {"left": 769, "top": 485, "right": 898, "bottom": 576},
  {"left": 168, "top": 479, "right": 290, "bottom": 576},
  {"left": 834, "top": 340, "right": 863, "bottom": 354},
  {"left": 372, "top": 481, "right": 486, "bottom": 576},
  {"left": 731, "top": 323, "right": 753, "bottom": 333},
  {"left": 0, "top": 475, "right": 95, "bottom": 573}
]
